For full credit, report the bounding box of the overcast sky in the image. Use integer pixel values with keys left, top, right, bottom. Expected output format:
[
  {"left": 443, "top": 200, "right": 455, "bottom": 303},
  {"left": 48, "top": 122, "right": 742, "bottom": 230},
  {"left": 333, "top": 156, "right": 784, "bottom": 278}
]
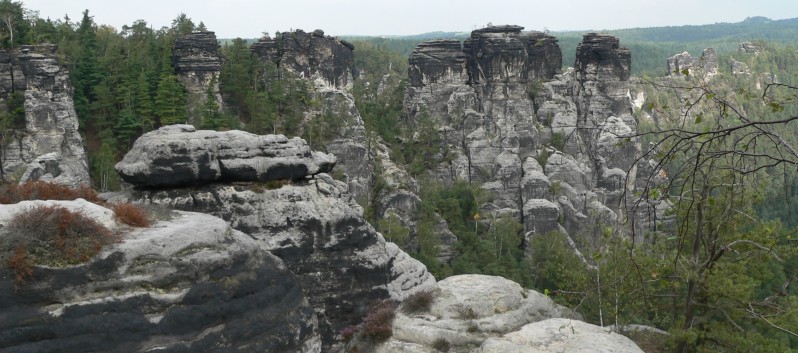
[{"left": 20, "top": 0, "right": 798, "bottom": 38}]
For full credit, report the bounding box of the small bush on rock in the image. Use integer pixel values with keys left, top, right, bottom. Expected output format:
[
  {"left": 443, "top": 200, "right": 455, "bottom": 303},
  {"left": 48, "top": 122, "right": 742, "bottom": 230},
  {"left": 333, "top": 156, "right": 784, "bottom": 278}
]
[
  {"left": 0, "top": 205, "right": 115, "bottom": 289},
  {"left": 0, "top": 181, "right": 100, "bottom": 204},
  {"left": 432, "top": 337, "right": 451, "bottom": 352},
  {"left": 360, "top": 300, "right": 397, "bottom": 343},
  {"left": 401, "top": 289, "right": 435, "bottom": 314},
  {"left": 113, "top": 203, "right": 151, "bottom": 227}
]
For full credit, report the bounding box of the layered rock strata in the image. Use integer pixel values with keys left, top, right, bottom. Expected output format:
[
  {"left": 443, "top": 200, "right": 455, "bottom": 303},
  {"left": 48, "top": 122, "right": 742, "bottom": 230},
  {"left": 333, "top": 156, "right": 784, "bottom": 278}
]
[
  {"left": 173, "top": 31, "right": 224, "bottom": 124},
  {"left": 404, "top": 28, "right": 653, "bottom": 255},
  {"left": 113, "top": 125, "right": 435, "bottom": 350},
  {"left": 667, "top": 48, "right": 719, "bottom": 77},
  {"left": 0, "top": 202, "right": 320, "bottom": 352},
  {"left": 250, "top": 30, "right": 373, "bottom": 200},
  {"left": 374, "top": 274, "right": 642, "bottom": 353},
  {"left": 0, "top": 44, "right": 90, "bottom": 187},
  {"left": 115, "top": 124, "right": 336, "bottom": 187}
]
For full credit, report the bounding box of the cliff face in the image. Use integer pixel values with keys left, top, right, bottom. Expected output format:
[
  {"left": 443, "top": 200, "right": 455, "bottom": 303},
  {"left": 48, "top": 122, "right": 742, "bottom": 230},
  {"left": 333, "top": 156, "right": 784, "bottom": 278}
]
[
  {"left": 0, "top": 44, "right": 89, "bottom": 187},
  {"left": 403, "top": 27, "right": 653, "bottom": 256},
  {"left": 173, "top": 31, "right": 224, "bottom": 125},
  {"left": 0, "top": 202, "right": 320, "bottom": 353},
  {"left": 250, "top": 30, "right": 373, "bottom": 201},
  {"left": 114, "top": 125, "right": 435, "bottom": 351}
]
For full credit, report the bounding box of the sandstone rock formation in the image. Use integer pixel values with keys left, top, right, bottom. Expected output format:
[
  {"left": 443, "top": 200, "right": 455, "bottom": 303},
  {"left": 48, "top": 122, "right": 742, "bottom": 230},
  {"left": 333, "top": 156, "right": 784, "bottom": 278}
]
[
  {"left": 115, "top": 124, "right": 336, "bottom": 187},
  {"left": 250, "top": 30, "right": 373, "bottom": 201},
  {"left": 375, "top": 274, "right": 642, "bottom": 353},
  {"left": 112, "top": 125, "right": 435, "bottom": 350},
  {"left": 0, "top": 202, "right": 320, "bottom": 352},
  {"left": 478, "top": 318, "right": 644, "bottom": 353},
  {"left": 667, "top": 48, "right": 719, "bottom": 78},
  {"left": 0, "top": 44, "right": 90, "bottom": 187},
  {"left": 173, "top": 31, "right": 224, "bottom": 125},
  {"left": 403, "top": 28, "right": 653, "bottom": 256}
]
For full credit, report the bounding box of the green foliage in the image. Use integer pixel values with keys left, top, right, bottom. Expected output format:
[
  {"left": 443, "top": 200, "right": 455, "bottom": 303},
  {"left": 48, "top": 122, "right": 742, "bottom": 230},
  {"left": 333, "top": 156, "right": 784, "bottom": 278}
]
[
  {"left": 378, "top": 212, "right": 409, "bottom": 248},
  {"left": 154, "top": 73, "right": 188, "bottom": 125}
]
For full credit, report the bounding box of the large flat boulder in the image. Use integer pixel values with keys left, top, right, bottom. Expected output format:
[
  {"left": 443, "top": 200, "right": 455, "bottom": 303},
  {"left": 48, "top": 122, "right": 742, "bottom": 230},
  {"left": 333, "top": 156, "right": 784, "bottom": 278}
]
[{"left": 115, "top": 125, "right": 336, "bottom": 187}]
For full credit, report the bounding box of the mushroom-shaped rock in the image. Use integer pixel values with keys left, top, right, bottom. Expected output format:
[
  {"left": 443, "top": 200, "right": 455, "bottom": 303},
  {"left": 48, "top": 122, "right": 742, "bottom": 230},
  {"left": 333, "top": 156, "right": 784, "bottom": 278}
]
[{"left": 115, "top": 125, "right": 336, "bottom": 187}]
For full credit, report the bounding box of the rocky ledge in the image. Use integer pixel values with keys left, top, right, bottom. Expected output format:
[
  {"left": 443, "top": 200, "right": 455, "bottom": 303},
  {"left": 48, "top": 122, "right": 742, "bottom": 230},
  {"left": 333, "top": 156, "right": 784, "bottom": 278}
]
[
  {"left": 0, "top": 201, "right": 320, "bottom": 352},
  {"left": 112, "top": 126, "right": 435, "bottom": 350},
  {"left": 376, "top": 274, "right": 643, "bottom": 353},
  {"left": 114, "top": 125, "right": 336, "bottom": 187}
]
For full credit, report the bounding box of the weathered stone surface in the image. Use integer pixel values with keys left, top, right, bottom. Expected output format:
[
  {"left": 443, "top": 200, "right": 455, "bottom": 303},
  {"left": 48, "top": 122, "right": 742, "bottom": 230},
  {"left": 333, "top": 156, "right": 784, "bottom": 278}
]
[
  {"left": 250, "top": 29, "right": 374, "bottom": 204},
  {"left": 523, "top": 198, "right": 560, "bottom": 237},
  {"left": 0, "top": 205, "right": 320, "bottom": 353},
  {"left": 114, "top": 173, "right": 435, "bottom": 350},
  {"left": 377, "top": 275, "right": 576, "bottom": 352},
  {"left": 114, "top": 125, "right": 336, "bottom": 187},
  {"left": 478, "top": 318, "right": 644, "bottom": 353},
  {"left": 251, "top": 29, "right": 354, "bottom": 89},
  {"left": 0, "top": 44, "right": 89, "bottom": 187},
  {"left": 173, "top": 31, "right": 224, "bottom": 125},
  {"left": 738, "top": 41, "right": 762, "bottom": 54},
  {"left": 667, "top": 48, "right": 719, "bottom": 78}
]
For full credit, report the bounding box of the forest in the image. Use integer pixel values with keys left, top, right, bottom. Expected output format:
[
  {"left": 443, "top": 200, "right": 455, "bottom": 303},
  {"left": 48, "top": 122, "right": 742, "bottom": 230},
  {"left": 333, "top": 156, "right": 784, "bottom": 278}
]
[{"left": 0, "top": 1, "right": 796, "bottom": 352}]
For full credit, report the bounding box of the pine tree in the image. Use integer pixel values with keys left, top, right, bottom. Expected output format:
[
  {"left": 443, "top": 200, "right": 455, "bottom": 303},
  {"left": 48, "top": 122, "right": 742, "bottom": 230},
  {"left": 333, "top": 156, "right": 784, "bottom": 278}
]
[
  {"left": 154, "top": 73, "right": 187, "bottom": 126},
  {"left": 72, "top": 10, "right": 102, "bottom": 125}
]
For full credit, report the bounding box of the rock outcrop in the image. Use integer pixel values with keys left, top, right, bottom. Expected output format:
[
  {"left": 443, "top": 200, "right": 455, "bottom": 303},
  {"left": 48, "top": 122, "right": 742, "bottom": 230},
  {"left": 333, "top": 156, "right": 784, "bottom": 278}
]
[
  {"left": 376, "top": 275, "right": 642, "bottom": 353},
  {"left": 0, "top": 202, "right": 320, "bottom": 352},
  {"left": 403, "top": 27, "right": 653, "bottom": 257},
  {"left": 0, "top": 44, "right": 90, "bottom": 187},
  {"left": 173, "top": 31, "right": 224, "bottom": 125},
  {"left": 115, "top": 124, "right": 336, "bottom": 187},
  {"left": 112, "top": 125, "right": 435, "bottom": 351},
  {"left": 251, "top": 29, "right": 354, "bottom": 90},
  {"left": 478, "top": 318, "right": 644, "bottom": 353},
  {"left": 667, "top": 48, "right": 718, "bottom": 78},
  {"left": 250, "top": 30, "right": 373, "bottom": 201}
]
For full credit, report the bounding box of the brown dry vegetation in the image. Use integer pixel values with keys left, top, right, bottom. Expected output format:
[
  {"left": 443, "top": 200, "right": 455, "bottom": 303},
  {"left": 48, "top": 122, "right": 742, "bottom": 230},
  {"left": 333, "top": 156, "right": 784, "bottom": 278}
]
[
  {"left": 0, "top": 181, "right": 100, "bottom": 204},
  {"left": 112, "top": 203, "right": 151, "bottom": 227},
  {"left": 1, "top": 197, "right": 116, "bottom": 289}
]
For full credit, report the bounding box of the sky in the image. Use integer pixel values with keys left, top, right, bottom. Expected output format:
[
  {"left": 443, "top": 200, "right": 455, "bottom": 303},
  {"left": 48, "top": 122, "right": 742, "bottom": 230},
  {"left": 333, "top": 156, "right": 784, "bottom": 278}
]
[{"left": 19, "top": 0, "right": 798, "bottom": 38}]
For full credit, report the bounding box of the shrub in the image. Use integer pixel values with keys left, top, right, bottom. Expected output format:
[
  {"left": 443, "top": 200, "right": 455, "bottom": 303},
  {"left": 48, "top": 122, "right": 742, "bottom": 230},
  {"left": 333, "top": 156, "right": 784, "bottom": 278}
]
[
  {"left": 360, "top": 300, "right": 397, "bottom": 343},
  {"left": 339, "top": 325, "right": 358, "bottom": 342},
  {"left": 432, "top": 338, "right": 451, "bottom": 352},
  {"left": 0, "top": 181, "right": 100, "bottom": 204},
  {"left": 113, "top": 203, "right": 151, "bottom": 227},
  {"left": 401, "top": 289, "right": 435, "bottom": 314},
  {"left": 1, "top": 205, "right": 115, "bottom": 289}
]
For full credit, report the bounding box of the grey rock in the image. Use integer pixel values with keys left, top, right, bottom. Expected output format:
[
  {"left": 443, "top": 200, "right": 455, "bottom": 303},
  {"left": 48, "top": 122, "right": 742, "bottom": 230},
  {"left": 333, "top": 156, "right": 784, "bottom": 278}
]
[
  {"left": 0, "top": 205, "right": 320, "bottom": 353},
  {"left": 377, "top": 274, "right": 576, "bottom": 353},
  {"left": 116, "top": 174, "right": 435, "bottom": 350},
  {"left": 0, "top": 44, "right": 90, "bottom": 187},
  {"left": 173, "top": 31, "right": 224, "bottom": 125},
  {"left": 251, "top": 29, "right": 354, "bottom": 89},
  {"left": 478, "top": 318, "right": 644, "bottom": 353},
  {"left": 523, "top": 198, "right": 560, "bottom": 238},
  {"left": 667, "top": 48, "right": 718, "bottom": 78},
  {"left": 738, "top": 41, "right": 762, "bottom": 54},
  {"left": 114, "top": 125, "right": 336, "bottom": 187}
]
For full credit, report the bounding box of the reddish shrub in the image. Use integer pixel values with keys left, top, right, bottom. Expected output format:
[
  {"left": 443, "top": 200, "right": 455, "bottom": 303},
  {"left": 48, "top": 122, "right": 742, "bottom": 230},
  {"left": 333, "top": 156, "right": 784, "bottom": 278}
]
[
  {"left": 1, "top": 205, "right": 115, "bottom": 289},
  {"left": 360, "top": 300, "right": 397, "bottom": 343},
  {"left": 0, "top": 181, "right": 100, "bottom": 204},
  {"left": 7, "top": 245, "right": 33, "bottom": 291},
  {"left": 113, "top": 203, "right": 151, "bottom": 227}
]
